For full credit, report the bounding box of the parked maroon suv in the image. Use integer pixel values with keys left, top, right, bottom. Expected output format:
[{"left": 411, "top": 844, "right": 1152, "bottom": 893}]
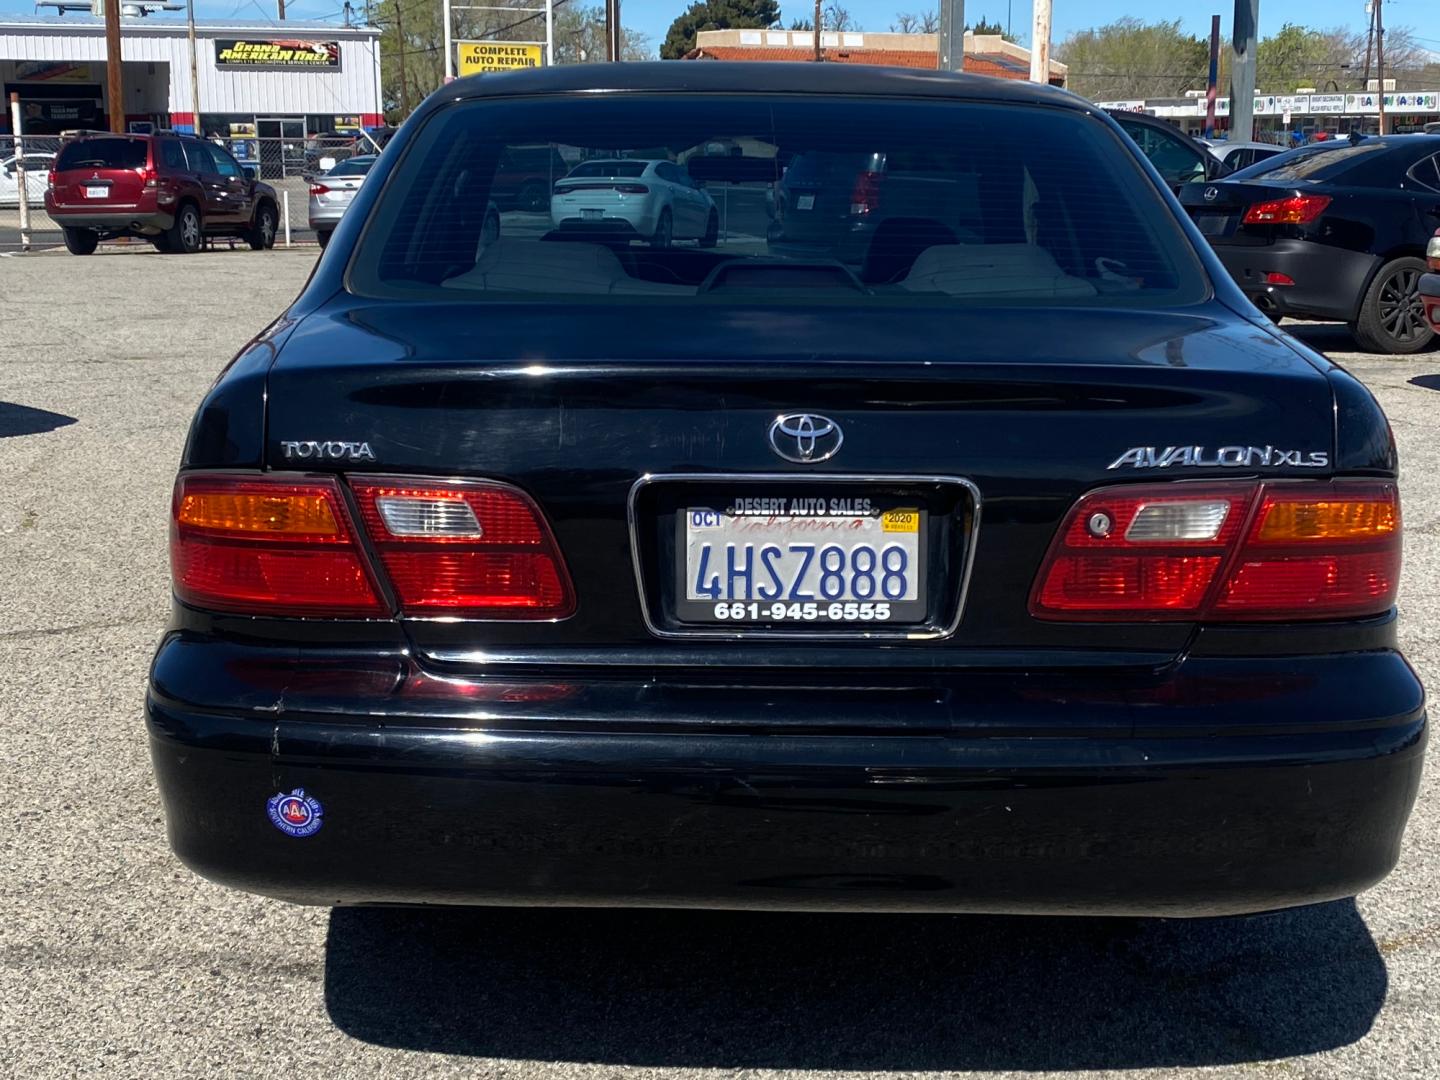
[{"left": 45, "top": 131, "right": 280, "bottom": 255}]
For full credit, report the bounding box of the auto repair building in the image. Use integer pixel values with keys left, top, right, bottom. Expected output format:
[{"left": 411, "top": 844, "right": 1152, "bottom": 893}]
[{"left": 0, "top": 14, "right": 382, "bottom": 140}]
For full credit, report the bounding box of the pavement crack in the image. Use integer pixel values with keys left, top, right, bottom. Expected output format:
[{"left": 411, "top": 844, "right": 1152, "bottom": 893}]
[{"left": 0, "top": 616, "right": 153, "bottom": 641}]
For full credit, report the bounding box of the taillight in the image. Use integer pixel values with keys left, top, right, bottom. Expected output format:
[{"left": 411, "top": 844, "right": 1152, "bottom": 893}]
[
  {"left": 1426, "top": 229, "right": 1440, "bottom": 271},
  {"left": 1030, "top": 480, "right": 1399, "bottom": 621},
  {"left": 849, "top": 170, "right": 883, "bottom": 215},
  {"left": 309, "top": 183, "right": 330, "bottom": 195},
  {"left": 170, "top": 474, "right": 386, "bottom": 617},
  {"left": 613, "top": 183, "right": 649, "bottom": 195},
  {"left": 1242, "top": 193, "right": 1331, "bottom": 225},
  {"left": 351, "top": 478, "right": 575, "bottom": 619},
  {"left": 140, "top": 164, "right": 158, "bottom": 189}
]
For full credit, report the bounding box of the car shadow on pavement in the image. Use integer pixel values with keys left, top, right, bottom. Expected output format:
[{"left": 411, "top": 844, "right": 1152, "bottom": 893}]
[
  {"left": 324, "top": 899, "right": 1384, "bottom": 1070},
  {"left": 0, "top": 402, "right": 76, "bottom": 438},
  {"left": 1280, "top": 322, "right": 1361, "bottom": 353}
]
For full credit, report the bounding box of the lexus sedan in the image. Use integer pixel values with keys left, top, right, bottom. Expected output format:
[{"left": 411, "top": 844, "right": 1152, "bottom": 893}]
[
  {"left": 148, "top": 63, "right": 1425, "bottom": 917},
  {"left": 1181, "top": 134, "right": 1440, "bottom": 353},
  {"left": 551, "top": 157, "right": 718, "bottom": 246}
]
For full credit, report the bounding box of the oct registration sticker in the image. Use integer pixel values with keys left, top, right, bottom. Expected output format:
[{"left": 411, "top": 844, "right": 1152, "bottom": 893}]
[{"left": 676, "top": 494, "right": 928, "bottom": 625}]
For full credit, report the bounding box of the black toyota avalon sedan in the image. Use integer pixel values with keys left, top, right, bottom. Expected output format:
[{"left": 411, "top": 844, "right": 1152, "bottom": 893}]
[{"left": 148, "top": 63, "right": 1425, "bottom": 917}]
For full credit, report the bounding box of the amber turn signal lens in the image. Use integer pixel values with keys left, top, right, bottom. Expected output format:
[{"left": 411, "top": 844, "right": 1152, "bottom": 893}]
[
  {"left": 177, "top": 490, "right": 341, "bottom": 538},
  {"left": 1255, "top": 498, "right": 1397, "bottom": 542}
]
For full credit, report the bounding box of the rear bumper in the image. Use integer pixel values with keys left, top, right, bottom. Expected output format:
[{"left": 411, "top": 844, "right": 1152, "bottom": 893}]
[
  {"left": 146, "top": 638, "right": 1426, "bottom": 915},
  {"left": 308, "top": 205, "right": 348, "bottom": 229},
  {"left": 1211, "top": 239, "right": 1380, "bottom": 322},
  {"left": 44, "top": 208, "right": 173, "bottom": 233}
]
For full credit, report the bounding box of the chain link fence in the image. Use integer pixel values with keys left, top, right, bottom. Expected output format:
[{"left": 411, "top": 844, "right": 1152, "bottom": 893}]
[{"left": 0, "top": 133, "right": 376, "bottom": 250}]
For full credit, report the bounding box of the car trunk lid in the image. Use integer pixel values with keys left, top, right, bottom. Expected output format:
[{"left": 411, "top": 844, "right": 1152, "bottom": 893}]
[
  {"left": 1180, "top": 179, "right": 1327, "bottom": 246},
  {"left": 264, "top": 300, "right": 1336, "bottom": 665}
]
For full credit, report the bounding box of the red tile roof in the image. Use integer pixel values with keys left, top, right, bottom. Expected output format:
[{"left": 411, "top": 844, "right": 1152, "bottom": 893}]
[{"left": 681, "top": 45, "right": 1062, "bottom": 84}]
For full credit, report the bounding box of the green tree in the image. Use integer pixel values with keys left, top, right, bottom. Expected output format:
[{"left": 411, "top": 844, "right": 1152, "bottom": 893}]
[
  {"left": 1056, "top": 18, "right": 1209, "bottom": 100},
  {"left": 378, "top": 0, "right": 652, "bottom": 121},
  {"left": 1256, "top": 24, "right": 1351, "bottom": 92},
  {"left": 660, "top": 0, "right": 783, "bottom": 59},
  {"left": 889, "top": 11, "right": 1017, "bottom": 42}
]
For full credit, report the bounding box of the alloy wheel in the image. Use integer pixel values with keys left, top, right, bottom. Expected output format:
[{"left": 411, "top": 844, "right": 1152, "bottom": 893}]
[
  {"left": 1378, "top": 267, "right": 1427, "bottom": 344},
  {"left": 182, "top": 211, "right": 201, "bottom": 251},
  {"left": 261, "top": 210, "right": 276, "bottom": 247}
]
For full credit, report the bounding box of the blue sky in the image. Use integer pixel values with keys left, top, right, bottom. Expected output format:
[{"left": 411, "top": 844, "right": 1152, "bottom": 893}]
[{"left": 3, "top": 0, "right": 1436, "bottom": 56}]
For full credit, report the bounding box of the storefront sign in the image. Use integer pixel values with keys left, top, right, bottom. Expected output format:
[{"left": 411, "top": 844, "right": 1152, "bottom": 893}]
[
  {"left": 456, "top": 42, "right": 544, "bottom": 76},
  {"left": 14, "top": 61, "right": 94, "bottom": 83},
  {"left": 22, "top": 99, "right": 98, "bottom": 126},
  {"left": 1309, "top": 94, "right": 1345, "bottom": 114},
  {"left": 1275, "top": 95, "right": 1308, "bottom": 114},
  {"left": 214, "top": 39, "right": 341, "bottom": 69}
]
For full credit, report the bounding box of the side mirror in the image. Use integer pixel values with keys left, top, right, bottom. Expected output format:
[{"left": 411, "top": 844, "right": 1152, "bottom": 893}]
[{"left": 242, "top": 164, "right": 259, "bottom": 180}]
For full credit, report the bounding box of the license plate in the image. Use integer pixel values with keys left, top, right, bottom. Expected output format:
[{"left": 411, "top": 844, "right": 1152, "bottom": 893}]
[
  {"left": 795, "top": 194, "right": 815, "bottom": 210},
  {"left": 85, "top": 185, "right": 108, "bottom": 198},
  {"left": 580, "top": 208, "right": 604, "bottom": 221},
  {"left": 1198, "top": 213, "right": 1234, "bottom": 236},
  {"left": 681, "top": 499, "right": 926, "bottom": 624}
]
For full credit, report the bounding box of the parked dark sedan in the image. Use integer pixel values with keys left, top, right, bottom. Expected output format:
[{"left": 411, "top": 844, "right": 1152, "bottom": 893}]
[
  {"left": 1180, "top": 134, "right": 1440, "bottom": 353},
  {"left": 147, "top": 63, "right": 1424, "bottom": 917},
  {"left": 1107, "top": 110, "right": 1227, "bottom": 191}
]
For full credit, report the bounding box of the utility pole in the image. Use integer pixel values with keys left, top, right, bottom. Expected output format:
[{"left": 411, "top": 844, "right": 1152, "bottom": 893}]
[
  {"left": 1362, "top": 2, "right": 1374, "bottom": 93},
  {"left": 396, "top": 0, "right": 410, "bottom": 116},
  {"left": 104, "top": 0, "right": 124, "bottom": 133},
  {"left": 278, "top": 0, "right": 286, "bottom": 18},
  {"left": 1375, "top": 0, "right": 1386, "bottom": 134},
  {"left": 606, "top": 0, "right": 621, "bottom": 61},
  {"left": 1205, "top": 15, "right": 1220, "bottom": 140},
  {"left": 442, "top": 0, "right": 453, "bottom": 80},
  {"left": 813, "top": 0, "right": 821, "bottom": 61},
  {"left": 1028, "top": 0, "right": 1050, "bottom": 83},
  {"left": 937, "top": 0, "right": 964, "bottom": 72},
  {"left": 186, "top": 0, "right": 201, "bottom": 137},
  {"left": 1229, "top": 0, "right": 1259, "bottom": 142}
]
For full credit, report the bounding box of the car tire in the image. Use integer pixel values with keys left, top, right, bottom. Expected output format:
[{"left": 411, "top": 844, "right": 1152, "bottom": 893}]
[
  {"left": 317, "top": 229, "right": 331, "bottom": 250},
  {"left": 1352, "top": 256, "right": 1435, "bottom": 354},
  {"left": 699, "top": 210, "right": 719, "bottom": 249},
  {"left": 481, "top": 209, "right": 501, "bottom": 248},
  {"left": 151, "top": 232, "right": 173, "bottom": 253},
  {"left": 166, "top": 203, "right": 203, "bottom": 254},
  {"left": 62, "top": 227, "right": 98, "bottom": 256},
  {"left": 247, "top": 203, "right": 277, "bottom": 250},
  {"left": 517, "top": 181, "right": 547, "bottom": 212},
  {"left": 651, "top": 209, "right": 673, "bottom": 249}
]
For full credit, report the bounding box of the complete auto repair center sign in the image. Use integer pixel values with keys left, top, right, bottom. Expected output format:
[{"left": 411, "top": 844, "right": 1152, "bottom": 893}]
[{"left": 214, "top": 39, "right": 341, "bottom": 69}]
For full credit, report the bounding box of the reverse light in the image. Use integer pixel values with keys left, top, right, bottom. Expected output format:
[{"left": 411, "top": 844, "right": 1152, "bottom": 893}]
[
  {"left": 352, "top": 479, "right": 575, "bottom": 618},
  {"left": 1031, "top": 481, "right": 1400, "bottom": 621},
  {"left": 1243, "top": 194, "right": 1331, "bottom": 225},
  {"left": 171, "top": 474, "right": 385, "bottom": 617}
]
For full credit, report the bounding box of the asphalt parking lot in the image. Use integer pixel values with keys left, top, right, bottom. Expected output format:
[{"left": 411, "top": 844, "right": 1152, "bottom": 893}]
[{"left": 1, "top": 247, "right": 1438, "bottom": 1080}]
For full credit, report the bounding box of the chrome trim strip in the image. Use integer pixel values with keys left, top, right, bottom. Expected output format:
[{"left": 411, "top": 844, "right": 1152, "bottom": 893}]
[{"left": 626, "top": 472, "right": 983, "bottom": 642}]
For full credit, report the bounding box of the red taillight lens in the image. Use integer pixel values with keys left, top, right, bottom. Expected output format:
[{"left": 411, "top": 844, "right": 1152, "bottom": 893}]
[
  {"left": 140, "top": 164, "right": 158, "bottom": 189},
  {"left": 613, "top": 183, "right": 649, "bottom": 195},
  {"left": 309, "top": 183, "right": 330, "bottom": 195},
  {"left": 1242, "top": 194, "right": 1331, "bottom": 225},
  {"left": 1212, "top": 482, "right": 1399, "bottom": 617},
  {"left": 1262, "top": 271, "right": 1295, "bottom": 286},
  {"left": 1031, "top": 481, "right": 1400, "bottom": 621},
  {"left": 849, "top": 170, "right": 883, "bottom": 215},
  {"left": 351, "top": 479, "right": 575, "bottom": 619},
  {"left": 171, "top": 474, "right": 385, "bottom": 617}
]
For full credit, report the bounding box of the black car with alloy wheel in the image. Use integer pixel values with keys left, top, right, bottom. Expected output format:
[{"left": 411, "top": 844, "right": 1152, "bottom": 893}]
[
  {"left": 147, "top": 63, "right": 1424, "bottom": 917},
  {"left": 1180, "top": 134, "right": 1440, "bottom": 353}
]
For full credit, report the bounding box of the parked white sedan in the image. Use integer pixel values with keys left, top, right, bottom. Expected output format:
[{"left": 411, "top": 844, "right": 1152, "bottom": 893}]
[
  {"left": 551, "top": 159, "right": 718, "bottom": 247},
  {"left": 0, "top": 152, "right": 54, "bottom": 207}
]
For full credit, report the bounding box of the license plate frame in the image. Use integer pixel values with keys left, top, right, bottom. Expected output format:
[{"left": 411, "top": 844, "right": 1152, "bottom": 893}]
[
  {"left": 580, "top": 208, "right": 604, "bottom": 221},
  {"left": 628, "top": 473, "right": 981, "bottom": 641}
]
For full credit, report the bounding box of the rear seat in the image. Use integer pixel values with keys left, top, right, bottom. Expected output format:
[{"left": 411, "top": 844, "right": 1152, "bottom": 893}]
[
  {"left": 899, "top": 244, "right": 1097, "bottom": 298},
  {"left": 443, "top": 239, "right": 695, "bottom": 296}
]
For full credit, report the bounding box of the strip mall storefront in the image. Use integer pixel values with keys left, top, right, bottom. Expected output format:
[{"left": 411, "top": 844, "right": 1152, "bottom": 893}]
[
  {"left": 1097, "top": 91, "right": 1440, "bottom": 139},
  {"left": 0, "top": 15, "right": 381, "bottom": 172}
]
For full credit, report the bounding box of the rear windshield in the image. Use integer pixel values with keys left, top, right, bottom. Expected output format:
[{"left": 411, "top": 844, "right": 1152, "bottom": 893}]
[
  {"left": 327, "top": 157, "right": 375, "bottom": 177},
  {"left": 57, "top": 137, "right": 147, "bottom": 171},
  {"left": 1238, "top": 141, "right": 1387, "bottom": 182},
  {"left": 350, "top": 95, "right": 1207, "bottom": 307}
]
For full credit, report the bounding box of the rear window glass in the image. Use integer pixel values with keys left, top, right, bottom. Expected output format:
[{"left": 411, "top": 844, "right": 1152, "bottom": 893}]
[
  {"left": 57, "top": 137, "right": 147, "bottom": 171},
  {"left": 327, "top": 156, "right": 375, "bottom": 177},
  {"left": 1241, "top": 141, "right": 1387, "bottom": 182},
  {"left": 350, "top": 95, "right": 1207, "bottom": 307}
]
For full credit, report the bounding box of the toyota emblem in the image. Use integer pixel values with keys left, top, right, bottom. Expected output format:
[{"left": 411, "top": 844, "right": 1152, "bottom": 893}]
[{"left": 768, "top": 414, "right": 843, "bottom": 464}]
